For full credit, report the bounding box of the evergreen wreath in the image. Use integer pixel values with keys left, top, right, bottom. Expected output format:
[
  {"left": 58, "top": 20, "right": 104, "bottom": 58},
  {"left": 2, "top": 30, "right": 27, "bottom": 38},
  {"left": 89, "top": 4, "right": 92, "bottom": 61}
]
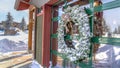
[{"left": 57, "top": 5, "right": 91, "bottom": 62}]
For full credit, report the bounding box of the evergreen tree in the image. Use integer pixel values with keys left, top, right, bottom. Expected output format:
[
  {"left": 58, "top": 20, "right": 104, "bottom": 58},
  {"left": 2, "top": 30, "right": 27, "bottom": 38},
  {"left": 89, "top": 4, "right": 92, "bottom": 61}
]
[
  {"left": 4, "top": 12, "right": 13, "bottom": 29},
  {"left": 4, "top": 12, "right": 17, "bottom": 35},
  {"left": 113, "top": 28, "right": 118, "bottom": 34},
  {"left": 20, "top": 17, "right": 27, "bottom": 31},
  {"left": 118, "top": 25, "right": 120, "bottom": 34}
]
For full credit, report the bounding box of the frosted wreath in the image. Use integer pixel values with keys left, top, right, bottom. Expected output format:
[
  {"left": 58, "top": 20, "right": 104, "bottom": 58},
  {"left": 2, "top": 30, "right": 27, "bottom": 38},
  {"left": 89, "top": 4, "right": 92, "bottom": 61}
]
[{"left": 57, "top": 5, "right": 91, "bottom": 61}]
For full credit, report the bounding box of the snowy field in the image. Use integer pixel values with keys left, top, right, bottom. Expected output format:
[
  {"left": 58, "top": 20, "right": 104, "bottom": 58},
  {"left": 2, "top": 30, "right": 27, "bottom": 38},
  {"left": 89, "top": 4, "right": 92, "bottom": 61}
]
[{"left": 0, "top": 30, "right": 28, "bottom": 53}]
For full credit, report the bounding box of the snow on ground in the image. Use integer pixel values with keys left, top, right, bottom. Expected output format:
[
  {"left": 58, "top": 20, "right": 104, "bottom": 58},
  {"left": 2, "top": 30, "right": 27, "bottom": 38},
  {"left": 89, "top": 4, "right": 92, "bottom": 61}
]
[
  {"left": 30, "top": 60, "right": 43, "bottom": 68},
  {"left": 0, "top": 30, "right": 28, "bottom": 53},
  {"left": 1, "top": 30, "right": 120, "bottom": 68},
  {"left": 95, "top": 44, "right": 120, "bottom": 68}
]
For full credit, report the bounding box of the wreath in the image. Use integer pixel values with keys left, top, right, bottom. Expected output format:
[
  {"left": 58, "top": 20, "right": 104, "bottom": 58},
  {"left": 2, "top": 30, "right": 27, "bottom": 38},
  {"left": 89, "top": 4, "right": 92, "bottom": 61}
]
[{"left": 57, "top": 5, "right": 91, "bottom": 62}]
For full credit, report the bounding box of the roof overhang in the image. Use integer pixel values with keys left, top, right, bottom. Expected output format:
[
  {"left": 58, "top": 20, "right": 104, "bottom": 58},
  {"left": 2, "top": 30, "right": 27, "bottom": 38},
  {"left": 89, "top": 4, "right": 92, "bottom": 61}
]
[
  {"left": 30, "top": 0, "right": 50, "bottom": 8},
  {"left": 14, "top": 0, "right": 30, "bottom": 10},
  {"left": 14, "top": 0, "right": 52, "bottom": 11}
]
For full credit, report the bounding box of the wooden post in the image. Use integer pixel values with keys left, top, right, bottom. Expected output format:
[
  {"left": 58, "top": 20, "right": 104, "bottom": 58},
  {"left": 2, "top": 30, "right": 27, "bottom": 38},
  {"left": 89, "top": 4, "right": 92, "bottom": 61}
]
[
  {"left": 28, "top": 9, "right": 33, "bottom": 52},
  {"left": 42, "top": 5, "right": 51, "bottom": 67}
]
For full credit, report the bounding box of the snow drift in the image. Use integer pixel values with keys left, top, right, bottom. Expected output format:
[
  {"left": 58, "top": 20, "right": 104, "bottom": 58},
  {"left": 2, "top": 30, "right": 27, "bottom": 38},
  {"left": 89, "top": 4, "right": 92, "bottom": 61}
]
[
  {"left": 0, "top": 30, "right": 28, "bottom": 53},
  {"left": 0, "top": 38, "right": 27, "bottom": 53}
]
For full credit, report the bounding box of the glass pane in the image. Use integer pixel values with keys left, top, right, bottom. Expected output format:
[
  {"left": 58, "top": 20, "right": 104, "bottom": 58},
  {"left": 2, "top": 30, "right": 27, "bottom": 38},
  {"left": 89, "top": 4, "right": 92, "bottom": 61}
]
[
  {"left": 53, "top": 2, "right": 91, "bottom": 67},
  {"left": 102, "top": 7, "right": 120, "bottom": 38},
  {"left": 94, "top": 6, "right": 120, "bottom": 68}
]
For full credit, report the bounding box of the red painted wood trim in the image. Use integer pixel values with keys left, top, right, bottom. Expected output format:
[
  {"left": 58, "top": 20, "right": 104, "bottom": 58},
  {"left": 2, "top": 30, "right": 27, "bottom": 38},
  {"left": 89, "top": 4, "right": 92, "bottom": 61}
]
[
  {"left": 24, "top": 0, "right": 30, "bottom": 2},
  {"left": 42, "top": 5, "right": 51, "bottom": 67},
  {"left": 17, "top": 1, "right": 30, "bottom": 10}
]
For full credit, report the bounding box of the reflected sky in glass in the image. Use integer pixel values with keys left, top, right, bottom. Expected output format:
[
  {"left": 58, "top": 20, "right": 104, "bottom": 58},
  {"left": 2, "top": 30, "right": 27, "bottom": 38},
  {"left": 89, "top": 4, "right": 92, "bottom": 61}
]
[{"left": 103, "top": 8, "right": 120, "bottom": 32}]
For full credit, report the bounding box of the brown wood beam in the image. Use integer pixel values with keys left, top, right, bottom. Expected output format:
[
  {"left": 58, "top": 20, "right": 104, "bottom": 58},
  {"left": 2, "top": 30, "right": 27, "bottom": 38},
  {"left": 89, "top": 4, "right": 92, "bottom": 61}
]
[{"left": 28, "top": 8, "right": 34, "bottom": 52}]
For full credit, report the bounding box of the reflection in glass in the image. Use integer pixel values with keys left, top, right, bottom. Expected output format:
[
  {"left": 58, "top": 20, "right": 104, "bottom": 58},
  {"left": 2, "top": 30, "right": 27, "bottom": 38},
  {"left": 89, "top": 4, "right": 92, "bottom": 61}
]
[{"left": 103, "top": 8, "right": 120, "bottom": 38}]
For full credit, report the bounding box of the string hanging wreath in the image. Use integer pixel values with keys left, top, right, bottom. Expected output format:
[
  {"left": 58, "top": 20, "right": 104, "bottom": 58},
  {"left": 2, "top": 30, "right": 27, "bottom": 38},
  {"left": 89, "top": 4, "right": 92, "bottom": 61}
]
[{"left": 57, "top": 5, "right": 91, "bottom": 62}]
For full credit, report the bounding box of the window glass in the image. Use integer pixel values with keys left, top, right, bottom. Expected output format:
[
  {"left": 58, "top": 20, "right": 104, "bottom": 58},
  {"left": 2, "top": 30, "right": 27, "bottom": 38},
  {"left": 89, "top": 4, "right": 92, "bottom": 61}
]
[
  {"left": 102, "top": 7, "right": 120, "bottom": 38},
  {"left": 94, "top": 7, "right": 120, "bottom": 68},
  {"left": 54, "top": 1, "right": 91, "bottom": 67}
]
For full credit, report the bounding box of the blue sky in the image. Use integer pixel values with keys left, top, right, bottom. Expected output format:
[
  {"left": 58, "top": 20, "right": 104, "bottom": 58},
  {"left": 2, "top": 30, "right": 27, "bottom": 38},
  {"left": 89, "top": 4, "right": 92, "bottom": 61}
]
[{"left": 0, "top": 0, "right": 28, "bottom": 24}]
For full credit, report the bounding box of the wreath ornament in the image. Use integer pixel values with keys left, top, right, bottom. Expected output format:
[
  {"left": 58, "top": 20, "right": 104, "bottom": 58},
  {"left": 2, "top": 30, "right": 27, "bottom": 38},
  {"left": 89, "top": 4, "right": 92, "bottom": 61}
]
[{"left": 57, "top": 5, "right": 91, "bottom": 62}]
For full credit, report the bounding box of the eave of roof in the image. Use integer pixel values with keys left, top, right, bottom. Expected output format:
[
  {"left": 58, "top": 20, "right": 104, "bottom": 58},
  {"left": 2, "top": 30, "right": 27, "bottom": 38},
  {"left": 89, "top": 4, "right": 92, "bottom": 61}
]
[
  {"left": 14, "top": 0, "right": 30, "bottom": 11},
  {"left": 14, "top": 0, "right": 60, "bottom": 11}
]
